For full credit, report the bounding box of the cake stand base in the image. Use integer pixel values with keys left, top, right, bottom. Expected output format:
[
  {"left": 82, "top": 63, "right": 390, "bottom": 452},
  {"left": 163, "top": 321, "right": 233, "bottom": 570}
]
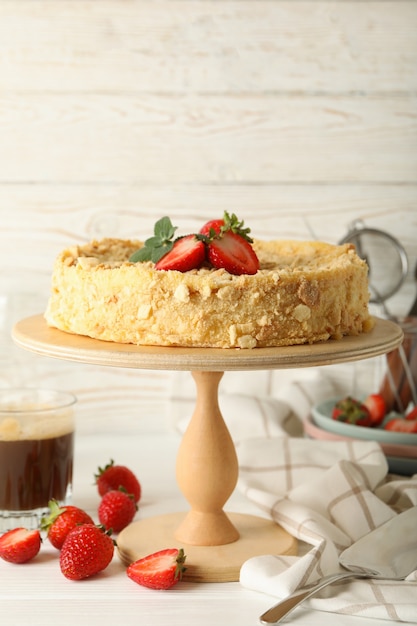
[{"left": 117, "top": 511, "right": 297, "bottom": 582}]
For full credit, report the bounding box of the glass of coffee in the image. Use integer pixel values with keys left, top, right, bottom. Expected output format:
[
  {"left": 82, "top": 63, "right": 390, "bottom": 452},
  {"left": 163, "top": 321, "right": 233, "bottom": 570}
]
[{"left": 0, "top": 388, "right": 75, "bottom": 532}]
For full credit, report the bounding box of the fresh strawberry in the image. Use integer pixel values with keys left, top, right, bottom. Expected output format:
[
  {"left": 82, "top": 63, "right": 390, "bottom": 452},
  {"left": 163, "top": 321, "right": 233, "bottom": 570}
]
[
  {"left": 60, "top": 524, "right": 115, "bottom": 580},
  {"left": 95, "top": 459, "right": 141, "bottom": 503},
  {"left": 208, "top": 231, "right": 259, "bottom": 275},
  {"left": 127, "top": 548, "right": 187, "bottom": 590},
  {"left": 331, "top": 396, "right": 372, "bottom": 427},
  {"left": 131, "top": 212, "right": 259, "bottom": 275},
  {"left": 363, "top": 393, "right": 386, "bottom": 426},
  {"left": 200, "top": 211, "right": 253, "bottom": 241},
  {"left": 199, "top": 218, "right": 225, "bottom": 238},
  {"left": 41, "top": 499, "right": 94, "bottom": 550},
  {"left": 384, "top": 417, "right": 417, "bottom": 433},
  {"left": 405, "top": 406, "right": 417, "bottom": 421},
  {"left": 98, "top": 488, "right": 137, "bottom": 533},
  {"left": 0, "top": 528, "right": 41, "bottom": 564},
  {"left": 201, "top": 212, "right": 260, "bottom": 275},
  {"left": 155, "top": 235, "right": 206, "bottom": 272}
]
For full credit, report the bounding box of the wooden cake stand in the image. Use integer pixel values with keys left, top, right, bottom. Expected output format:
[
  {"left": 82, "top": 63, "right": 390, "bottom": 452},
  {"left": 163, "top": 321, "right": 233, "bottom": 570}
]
[{"left": 12, "top": 315, "right": 403, "bottom": 582}]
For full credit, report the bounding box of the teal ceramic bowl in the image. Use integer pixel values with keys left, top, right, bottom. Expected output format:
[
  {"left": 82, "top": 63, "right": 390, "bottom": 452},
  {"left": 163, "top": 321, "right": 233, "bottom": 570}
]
[{"left": 311, "top": 398, "right": 417, "bottom": 447}]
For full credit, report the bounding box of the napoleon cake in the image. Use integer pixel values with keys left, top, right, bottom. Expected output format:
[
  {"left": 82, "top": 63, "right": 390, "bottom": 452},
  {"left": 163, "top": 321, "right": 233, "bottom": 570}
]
[{"left": 45, "top": 213, "right": 373, "bottom": 349}]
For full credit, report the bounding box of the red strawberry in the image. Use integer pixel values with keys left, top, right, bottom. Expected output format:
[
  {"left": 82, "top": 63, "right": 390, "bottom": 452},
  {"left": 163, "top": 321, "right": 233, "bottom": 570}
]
[
  {"left": 41, "top": 499, "right": 94, "bottom": 550},
  {"left": 127, "top": 548, "right": 187, "bottom": 590},
  {"left": 331, "top": 396, "right": 372, "bottom": 427},
  {"left": 131, "top": 212, "right": 259, "bottom": 275},
  {"left": 201, "top": 212, "right": 260, "bottom": 275},
  {"left": 199, "top": 218, "right": 225, "bottom": 238},
  {"left": 60, "top": 524, "right": 115, "bottom": 580},
  {"left": 155, "top": 235, "right": 206, "bottom": 272},
  {"left": 98, "top": 489, "right": 137, "bottom": 533},
  {"left": 200, "top": 212, "right": 253, "bottom": 240},
  {"left": 95, "top": 459, "right": 141, "bottom": 503},
  {"left": 405, "top": 406, "right": 417, "bottom": 421},
  {"left": 0, "top": 528, "right": 41, "bottom": 564},
  {"left": 384, "top": 417, "right": 417, "bottom": 433},
  {"left": 363, "top": 393, "right": 386, "bottom": 426},
  {"left": 208, "top": 231, "right": 259, "bottom": 275}
]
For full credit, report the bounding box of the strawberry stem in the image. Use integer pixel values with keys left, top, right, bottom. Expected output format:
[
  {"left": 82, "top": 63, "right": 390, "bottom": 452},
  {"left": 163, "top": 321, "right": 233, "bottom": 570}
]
[
  {"left": 218, "top": 211, "right": 253, "bottom": 242},
  {"left": 174, "top": 548, "right": 187, "bottom": 580},
  {"left": 40, "top": 499, "right": 66, "bottom": 532}
]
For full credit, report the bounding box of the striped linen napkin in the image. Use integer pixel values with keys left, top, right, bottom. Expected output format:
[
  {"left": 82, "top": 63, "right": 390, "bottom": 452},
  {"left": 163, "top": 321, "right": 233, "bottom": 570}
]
[
  {"left": 169, "top": 369, "right": 417, "bottom": 622},
  {"left": 238, "top": 439, "right": 417, "bottom": 622}
]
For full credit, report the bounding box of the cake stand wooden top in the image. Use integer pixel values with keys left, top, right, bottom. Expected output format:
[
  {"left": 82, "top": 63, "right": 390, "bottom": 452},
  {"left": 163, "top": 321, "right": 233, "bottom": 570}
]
[{"left": 12, "top": 315, "right": 402, "bottom": 372}]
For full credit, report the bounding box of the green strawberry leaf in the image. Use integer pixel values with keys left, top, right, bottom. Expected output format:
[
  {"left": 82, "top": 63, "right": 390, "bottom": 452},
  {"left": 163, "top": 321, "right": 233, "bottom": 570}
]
[{"left": 220, "top": 211, "right": 253, "bottom": 242}]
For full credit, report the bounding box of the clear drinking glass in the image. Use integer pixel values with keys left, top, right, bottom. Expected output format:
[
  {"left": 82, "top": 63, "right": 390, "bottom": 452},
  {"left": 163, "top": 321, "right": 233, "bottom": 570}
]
[{"left": 0, "top": 388, "right": 76, "bottom": 532}]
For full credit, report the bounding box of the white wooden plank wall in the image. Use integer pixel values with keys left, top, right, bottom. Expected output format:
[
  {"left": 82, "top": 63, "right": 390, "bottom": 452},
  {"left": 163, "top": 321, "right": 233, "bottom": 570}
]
[{"left": 1, "top": 1, "right": 416, "bottom": 431}]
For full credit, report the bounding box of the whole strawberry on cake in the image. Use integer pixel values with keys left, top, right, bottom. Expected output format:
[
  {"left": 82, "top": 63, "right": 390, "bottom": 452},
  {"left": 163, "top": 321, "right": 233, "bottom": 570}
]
[{"left": 44, "top": 212, "right": 373, "bottom": 349}]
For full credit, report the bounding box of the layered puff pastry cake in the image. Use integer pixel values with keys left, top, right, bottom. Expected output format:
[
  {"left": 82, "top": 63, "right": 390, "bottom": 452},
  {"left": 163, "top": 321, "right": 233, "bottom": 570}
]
[{"left": 44, "top": 214, "right": 373, "bottom": 349}]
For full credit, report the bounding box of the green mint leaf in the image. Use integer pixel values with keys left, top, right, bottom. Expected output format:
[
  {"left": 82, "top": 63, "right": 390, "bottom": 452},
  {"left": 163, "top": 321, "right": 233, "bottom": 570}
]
[
  {"left": 154, "top": 216, "right": 177, "bottom": 243},
  {"left": 129, "top": 247, "right": 153, "bottom": 263},
  {"left": 143, "top": 235, "right": 165, "bottom": 248},
  {"left": 151, "top": 242, "right": 173, "bottom": 263},
  {"left": 129, "top": 217, "right": 178, "bottom": 263}
]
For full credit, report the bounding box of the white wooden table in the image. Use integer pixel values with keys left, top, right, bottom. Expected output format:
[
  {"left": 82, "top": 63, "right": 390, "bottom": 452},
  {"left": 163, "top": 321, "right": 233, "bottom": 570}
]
[{"left": 1, "top": 422, "right": 415, "bottom": 626}]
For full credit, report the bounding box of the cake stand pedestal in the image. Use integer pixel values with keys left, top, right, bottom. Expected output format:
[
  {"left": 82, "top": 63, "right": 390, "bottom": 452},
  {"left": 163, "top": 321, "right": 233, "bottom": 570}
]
[{"left": 12, "top": 316, "right": 403, "bottom": 582}]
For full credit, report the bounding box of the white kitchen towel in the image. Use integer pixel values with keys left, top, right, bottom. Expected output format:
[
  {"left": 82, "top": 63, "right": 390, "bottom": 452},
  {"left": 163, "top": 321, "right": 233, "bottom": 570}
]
[
  {"left": 169, "top": 369, "right": 417, "bottom": 622},
  {"left": 238, "top": 439, "right": 417, "bottom": 622}
]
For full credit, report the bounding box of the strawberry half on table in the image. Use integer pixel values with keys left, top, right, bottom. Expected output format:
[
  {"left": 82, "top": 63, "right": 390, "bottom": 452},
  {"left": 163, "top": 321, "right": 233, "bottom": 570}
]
[
  {"left": 0, "top": 528, "right": 41, "bottom": 564},
  {"left": 127, "top": 548, "right": 187, "bottom": 590},
  {"left": 331, "top": 396, "right": 372, "bottom": 427}
]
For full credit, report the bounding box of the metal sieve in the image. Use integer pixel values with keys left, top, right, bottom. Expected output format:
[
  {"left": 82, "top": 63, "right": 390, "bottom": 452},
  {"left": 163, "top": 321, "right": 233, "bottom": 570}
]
[
  {"left": 340, "top": 220, "right": 416, "bottom": 412},
  {"left": 339, "top": 219, "right": 409, "bottom": 312}
]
